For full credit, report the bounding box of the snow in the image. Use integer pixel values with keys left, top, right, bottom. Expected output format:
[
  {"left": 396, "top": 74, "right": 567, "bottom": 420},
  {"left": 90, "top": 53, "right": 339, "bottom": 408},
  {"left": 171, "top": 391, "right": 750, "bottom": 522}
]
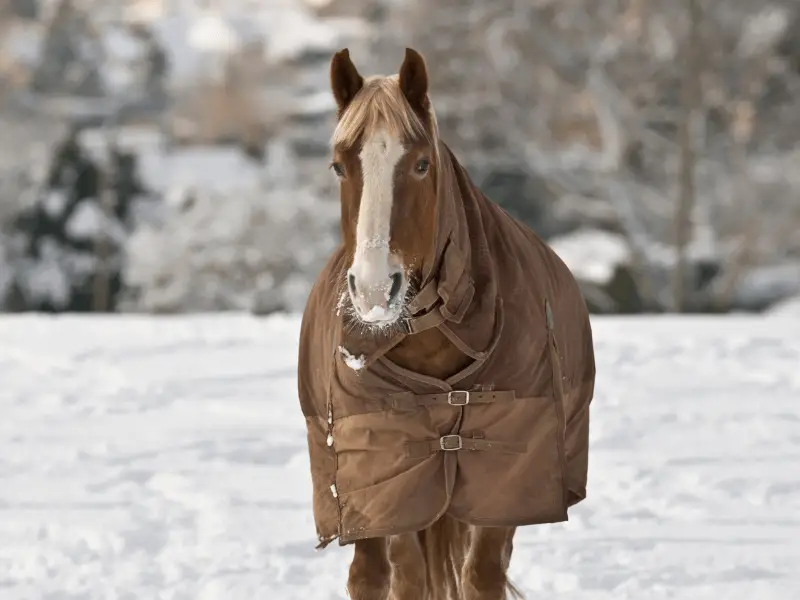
[
  {"left": 738, "top": 7, "right": 789, "bottom": 57},
  {"left": 187, "top": 14, "right": 242, "bottom": 55},
  {"left": 136, "top": 147, "right": 265, "bottom": 196},
  {"left": 361, "top": 305, "right": 394, "bottom": 323},
  {"left": 122, "top": 179, "right": 339, "bottom": 313},
  {"left": 42, "top": 190, "right": 68, "bottom": 219},
  {"left": 140, "top": 0, "right": 370, "bottom": 87},
  {"left": 65, "top": 200, "right": 105, "bottom": 240},
  {"left": 0, "top": 313, "right": 798, "bottom": 599},
  {"left": 262, "top": 9, "right": 356, "bottom": 62},
  {"left": 99, "top": 26, "right": 149, "bottom": 95},
  {"left": 766, "top": 295, "right": 800, "bottom": 316},
  {"left": 293, "top": 90, "right": 337, "bottom": 116},
  {"left": 16, "top": 238, "right": 72, "bottom": 309},
  {"left": 335, "top": 291, "right": 346, "bottom": 316},
  {"left": 732, "top": 262, "right": 800, "bottom": 310},
  {"left": 338, "top": 345, "right": 365, "bottom": 370},
  {"left": 549, "top": 228, "right": 631, "bottom": 285},
  {"left": 1, "top": 22, "right": 43, "bottom": 68}
]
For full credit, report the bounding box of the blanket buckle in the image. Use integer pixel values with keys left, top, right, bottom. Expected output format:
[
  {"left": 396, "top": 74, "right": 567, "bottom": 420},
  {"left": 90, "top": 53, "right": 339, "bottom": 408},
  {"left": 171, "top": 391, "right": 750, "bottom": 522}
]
[
  {"left": 447, "top": 390, "right": 470, "bottom": 406},
  {"left": 440, "top": 434, "right": 463, "bottom": 451}
]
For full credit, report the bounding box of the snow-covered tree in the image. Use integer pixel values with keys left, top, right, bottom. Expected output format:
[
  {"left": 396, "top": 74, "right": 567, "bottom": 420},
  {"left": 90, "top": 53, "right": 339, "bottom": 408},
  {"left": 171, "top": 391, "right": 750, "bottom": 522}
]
[{"left": 120, "top": 140, "right": 340, "bottom": 314}]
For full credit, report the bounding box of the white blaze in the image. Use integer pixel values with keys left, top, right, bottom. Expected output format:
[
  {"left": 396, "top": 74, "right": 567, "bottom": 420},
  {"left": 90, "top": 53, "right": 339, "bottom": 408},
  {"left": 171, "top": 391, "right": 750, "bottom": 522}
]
[{"left": 349, "top": 129, "right": 406, "bottom": 314}]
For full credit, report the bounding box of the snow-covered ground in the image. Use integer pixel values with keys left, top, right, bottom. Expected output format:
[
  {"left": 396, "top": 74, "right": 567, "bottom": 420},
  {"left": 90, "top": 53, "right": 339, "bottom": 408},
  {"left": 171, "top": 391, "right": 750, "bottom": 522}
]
[{"left": 0, "top": 314, "right": 798, "bottom": 599}]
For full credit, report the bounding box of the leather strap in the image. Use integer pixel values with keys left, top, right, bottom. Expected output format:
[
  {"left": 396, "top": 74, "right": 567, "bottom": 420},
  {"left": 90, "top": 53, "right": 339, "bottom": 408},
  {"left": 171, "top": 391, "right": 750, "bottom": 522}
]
[
  {"left": 389, "top": 390, "right": 516, "bottom": 410},
  {"left": 400, "top": 309, "right": 447, "bottom": 335},
  {"left": 406, "top": 434, "right": 527, "bottom": 459},
  {"left": 407, "top": 281, "right": 440, "bottom": 314},
  {"left": 401, "top": 242, "right": 474, "bottom": 335}
]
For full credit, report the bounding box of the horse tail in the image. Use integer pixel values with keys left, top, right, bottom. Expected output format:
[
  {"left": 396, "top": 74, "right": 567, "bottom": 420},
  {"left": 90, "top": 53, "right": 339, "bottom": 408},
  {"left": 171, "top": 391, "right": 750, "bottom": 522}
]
[
  {"left": 419, "top": 515, "right": 468, "bottom": 600},
  {"left": 507, "top": 578, "right": 525, "bottom": 599}
]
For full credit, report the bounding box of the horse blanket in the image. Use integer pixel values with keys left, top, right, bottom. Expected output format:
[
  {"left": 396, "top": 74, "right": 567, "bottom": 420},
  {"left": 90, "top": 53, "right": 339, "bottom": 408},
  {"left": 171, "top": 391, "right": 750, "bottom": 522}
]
[{"left": 298, "top": 141, "right": 596, "bottom": 548}]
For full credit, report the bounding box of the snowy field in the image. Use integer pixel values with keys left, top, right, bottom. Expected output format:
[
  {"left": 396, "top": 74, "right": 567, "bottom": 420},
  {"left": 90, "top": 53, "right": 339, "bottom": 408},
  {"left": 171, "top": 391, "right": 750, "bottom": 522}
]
[{"left": 1, "top": 313, "right": 798, "bottom": 599}]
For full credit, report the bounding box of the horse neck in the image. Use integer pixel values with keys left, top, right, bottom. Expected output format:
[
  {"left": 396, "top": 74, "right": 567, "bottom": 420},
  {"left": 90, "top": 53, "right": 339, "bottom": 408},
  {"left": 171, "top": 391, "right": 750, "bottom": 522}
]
[
  {"left": 386, "top": 327, "right": 472, "bottom": 381},
  {"left": 383, "top": 140, "right": 473, "bottom": 381}
]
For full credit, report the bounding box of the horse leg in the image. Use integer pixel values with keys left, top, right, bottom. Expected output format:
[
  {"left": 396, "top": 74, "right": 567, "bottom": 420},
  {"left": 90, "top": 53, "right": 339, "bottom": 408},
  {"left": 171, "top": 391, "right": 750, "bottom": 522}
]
[
  {"left": 387, "top": 533, "right": 427, "bottom": 599},
  {"left": 347, "top": 537, "right": 391, "bottom": 600},
  {"left": 461, "top": 526, "right": 519, "bottom": 600}
]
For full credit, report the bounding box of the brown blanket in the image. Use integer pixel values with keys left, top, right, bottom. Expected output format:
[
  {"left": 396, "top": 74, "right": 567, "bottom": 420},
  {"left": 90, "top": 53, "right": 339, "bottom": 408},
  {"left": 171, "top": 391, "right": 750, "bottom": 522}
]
[{"left": 298, "top": 141, "right": 596, "bottom": 548}]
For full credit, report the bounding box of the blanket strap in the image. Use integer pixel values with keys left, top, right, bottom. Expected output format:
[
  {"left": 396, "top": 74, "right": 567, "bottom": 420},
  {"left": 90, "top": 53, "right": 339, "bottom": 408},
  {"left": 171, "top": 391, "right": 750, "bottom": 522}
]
[
  {"left": 401, "top": 309, "right": 447, "bottom": 335},
  {"left": 402, "top": 281, "right": 446, "bottom": 335},
  {"left": 389, "top": 390, "right": 516, "bottom": 410},
  {"left": 401, "top": 254, "right": 474, "bottom": 335},
  {"left": 406, "top": 433, "right": 527, "bottom": 459},
  {"left": 407, "top": 281, "right": 440, "bottom": 314}
]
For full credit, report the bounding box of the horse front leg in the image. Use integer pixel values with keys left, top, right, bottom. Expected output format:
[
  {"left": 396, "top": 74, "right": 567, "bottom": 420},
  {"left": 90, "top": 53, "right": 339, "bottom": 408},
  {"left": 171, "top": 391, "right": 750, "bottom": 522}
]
[
  {"left": 462, "top": 526, "right": 519, "bottom": 600},
  {"left": 347, "top": 537, "right": 391, "bottom": 600},
  {"left": 387, "top": 532, "right": 427, "bottom": 599}
]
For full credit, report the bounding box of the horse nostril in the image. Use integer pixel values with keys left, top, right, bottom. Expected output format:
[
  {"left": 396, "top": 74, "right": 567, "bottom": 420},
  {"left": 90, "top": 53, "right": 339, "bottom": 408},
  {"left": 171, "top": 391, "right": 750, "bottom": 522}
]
[
  {"left": 348, "top": 272, "right": 357, "bottom": 295},
  {"left": 388, "top": 272, "right": 403, "bottom": 303}
]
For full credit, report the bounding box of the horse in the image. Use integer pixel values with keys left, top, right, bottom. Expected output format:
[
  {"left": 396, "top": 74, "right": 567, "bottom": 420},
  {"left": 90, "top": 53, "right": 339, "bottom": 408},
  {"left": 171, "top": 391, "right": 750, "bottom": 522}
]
[{"left": 297, "top": 47, "right": 596, "bottom": 600}]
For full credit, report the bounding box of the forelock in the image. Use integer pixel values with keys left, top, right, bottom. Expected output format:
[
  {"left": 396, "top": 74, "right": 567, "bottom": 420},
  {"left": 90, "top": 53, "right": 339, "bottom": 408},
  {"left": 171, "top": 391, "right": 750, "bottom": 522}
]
[{"left": 331, "top": 75, "right": 436, "bottom": 150}]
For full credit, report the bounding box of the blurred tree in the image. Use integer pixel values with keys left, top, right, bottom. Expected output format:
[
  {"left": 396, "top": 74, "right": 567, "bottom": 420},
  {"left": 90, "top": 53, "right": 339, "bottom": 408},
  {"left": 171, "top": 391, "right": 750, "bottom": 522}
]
[
  {"left": 367, "top": 0, "right": 800, "bottom": 312},
  {"left": 30, "top": 0, "right": 104, "bottom": 96}
]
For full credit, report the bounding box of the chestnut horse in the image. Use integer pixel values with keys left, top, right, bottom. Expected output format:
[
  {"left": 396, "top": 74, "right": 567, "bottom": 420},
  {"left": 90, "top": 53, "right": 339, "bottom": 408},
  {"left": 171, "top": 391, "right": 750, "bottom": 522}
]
[{"left": 328, "top": 48, "right": 523, "bottom": 600}]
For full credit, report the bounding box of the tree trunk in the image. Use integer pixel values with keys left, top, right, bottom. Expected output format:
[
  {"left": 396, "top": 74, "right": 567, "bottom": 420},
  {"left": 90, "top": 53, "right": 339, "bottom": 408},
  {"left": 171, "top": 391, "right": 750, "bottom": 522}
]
[{"left": 673, "top": 0, "right": 701, "bottom": 313}]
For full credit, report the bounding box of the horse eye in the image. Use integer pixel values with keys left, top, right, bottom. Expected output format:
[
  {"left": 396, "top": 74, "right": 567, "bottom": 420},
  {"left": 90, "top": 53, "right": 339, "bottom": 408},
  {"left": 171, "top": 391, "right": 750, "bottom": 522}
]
[
  {"left": 414, "top": 158, "right": 430, "bottom": 175},
  {"left": 330, "top": 162, "right": 345, "bottom": 177}
]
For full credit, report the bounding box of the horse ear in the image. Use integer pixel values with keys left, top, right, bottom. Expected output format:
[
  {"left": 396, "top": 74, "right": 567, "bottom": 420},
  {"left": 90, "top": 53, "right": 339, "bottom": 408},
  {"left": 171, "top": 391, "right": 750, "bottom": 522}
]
[
  {"left": 398, "top": 47, "right": 429, "bottom": 114},
  {"left": 330, "top": 48, "right": 364, "bottom": 117}
]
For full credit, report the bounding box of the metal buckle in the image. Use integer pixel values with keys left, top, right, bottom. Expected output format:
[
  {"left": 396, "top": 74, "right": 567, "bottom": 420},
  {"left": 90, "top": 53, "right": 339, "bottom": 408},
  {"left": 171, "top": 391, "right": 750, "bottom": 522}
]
[
  {"left": 399, "top": 318, "right": 412, "bottom": 335},
  {"left": 439, "top": 435, "right": 463, "bottom": 451},
  {"left": 447, "top": 390, "right": 470, "bottom": 406}
]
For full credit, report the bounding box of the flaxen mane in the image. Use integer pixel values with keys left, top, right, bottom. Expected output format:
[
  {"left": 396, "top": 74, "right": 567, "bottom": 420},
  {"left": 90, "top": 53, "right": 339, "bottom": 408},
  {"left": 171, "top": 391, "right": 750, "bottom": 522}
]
[{"left": 331, "top": 75, "right": 439, "bottom": 154}]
